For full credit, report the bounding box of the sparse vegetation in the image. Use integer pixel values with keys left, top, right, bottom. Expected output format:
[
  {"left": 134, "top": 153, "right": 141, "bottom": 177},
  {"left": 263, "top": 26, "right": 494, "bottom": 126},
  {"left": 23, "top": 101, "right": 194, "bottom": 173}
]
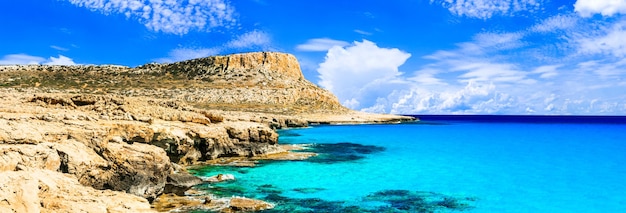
[{"left": 0, "top": 53, "right": 347, "bottom": 114}]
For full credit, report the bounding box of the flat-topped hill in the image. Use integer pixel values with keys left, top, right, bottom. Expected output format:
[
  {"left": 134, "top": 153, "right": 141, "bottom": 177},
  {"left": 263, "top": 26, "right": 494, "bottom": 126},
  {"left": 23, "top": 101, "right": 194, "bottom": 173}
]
[{"left": 0, "top": 52, "right": 346, "bottom": 114}]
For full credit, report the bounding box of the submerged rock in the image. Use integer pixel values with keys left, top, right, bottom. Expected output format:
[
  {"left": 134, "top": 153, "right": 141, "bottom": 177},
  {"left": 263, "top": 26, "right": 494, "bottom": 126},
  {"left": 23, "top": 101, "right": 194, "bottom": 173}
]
[{"left": 303, "top": 142, "right": 386, "bottom": 163}]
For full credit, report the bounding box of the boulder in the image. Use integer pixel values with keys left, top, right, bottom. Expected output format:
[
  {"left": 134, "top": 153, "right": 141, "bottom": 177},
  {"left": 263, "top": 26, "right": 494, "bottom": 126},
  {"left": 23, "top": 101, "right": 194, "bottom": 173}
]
[{"left": 164, "top": 173, "right": 203, "bottom": 196}]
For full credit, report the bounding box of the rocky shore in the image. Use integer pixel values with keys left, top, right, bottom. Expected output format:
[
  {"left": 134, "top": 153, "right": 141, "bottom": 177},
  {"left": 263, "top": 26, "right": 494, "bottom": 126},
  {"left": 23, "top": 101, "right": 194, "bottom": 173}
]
[{"left": 0, "top": 52, "right": 414, "bottom": 212}]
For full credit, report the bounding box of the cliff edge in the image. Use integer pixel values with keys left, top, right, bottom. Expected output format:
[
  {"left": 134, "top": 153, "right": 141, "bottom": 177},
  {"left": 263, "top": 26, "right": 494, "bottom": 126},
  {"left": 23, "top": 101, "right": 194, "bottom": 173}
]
[
  {"left": 0, "top": 52, "right": 414, "bottom": 212},
  {"left": 0, "top": 52, "right": 354, "bottom": 115}
]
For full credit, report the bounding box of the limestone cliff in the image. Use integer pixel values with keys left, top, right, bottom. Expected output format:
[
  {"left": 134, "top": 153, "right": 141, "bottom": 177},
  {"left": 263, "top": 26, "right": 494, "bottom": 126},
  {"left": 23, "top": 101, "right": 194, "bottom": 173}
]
[
  {"left": 0, "top": 52, "right": 347, "bottom": 114},
  {"left": 0, "top": 52, "right": 413, "bottom": 212}
]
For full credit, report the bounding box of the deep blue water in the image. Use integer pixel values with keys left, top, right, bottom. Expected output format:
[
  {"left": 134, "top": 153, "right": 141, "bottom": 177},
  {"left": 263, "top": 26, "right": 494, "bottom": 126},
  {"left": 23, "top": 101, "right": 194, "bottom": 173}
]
[{"left": 189, "top": 116, "right": 626, "bottom": 212}]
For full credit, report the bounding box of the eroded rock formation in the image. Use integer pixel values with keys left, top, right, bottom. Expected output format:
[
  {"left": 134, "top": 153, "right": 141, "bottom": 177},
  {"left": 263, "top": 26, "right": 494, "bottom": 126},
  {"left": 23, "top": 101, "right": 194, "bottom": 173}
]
[{"left": 0, "top": 52, "right": 414, "bottom": 212}]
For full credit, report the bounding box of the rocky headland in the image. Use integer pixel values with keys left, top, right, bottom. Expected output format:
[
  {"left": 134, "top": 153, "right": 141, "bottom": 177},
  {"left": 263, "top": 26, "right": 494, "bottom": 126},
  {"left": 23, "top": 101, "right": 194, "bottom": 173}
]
[{"left": 0, "top": 52, "right": 414, "bottom": 212}]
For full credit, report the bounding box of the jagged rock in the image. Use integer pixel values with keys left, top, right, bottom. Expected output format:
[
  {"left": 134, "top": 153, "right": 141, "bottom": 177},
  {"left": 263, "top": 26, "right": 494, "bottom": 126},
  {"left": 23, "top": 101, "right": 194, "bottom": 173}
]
[
  {"left": 99, "top": 142, "right": 171, "bottom": 201},
  {"left": 152, "top": 194, "right": 274, "bottom": 213},
  {"left": 0, "top": 51, "right": 414, "bottom": 212},
  {"left": 228, "top": 197, "right": 275, "bottom": 212},
  {"left": 164, "top": 173, "right": 203, "bottom": 196},
  {"left": 0, "top": 169, "right": 154, "bottom": 213},
  {"left": 203, "top": 174, "right": 236, "bottom": 183}
]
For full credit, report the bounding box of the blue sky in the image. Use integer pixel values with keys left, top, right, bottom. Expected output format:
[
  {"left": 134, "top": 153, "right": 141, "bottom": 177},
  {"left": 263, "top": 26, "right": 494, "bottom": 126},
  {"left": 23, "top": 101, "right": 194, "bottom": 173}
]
[{"left": 1, "top": 0, "right": 626, "bottom": 115}]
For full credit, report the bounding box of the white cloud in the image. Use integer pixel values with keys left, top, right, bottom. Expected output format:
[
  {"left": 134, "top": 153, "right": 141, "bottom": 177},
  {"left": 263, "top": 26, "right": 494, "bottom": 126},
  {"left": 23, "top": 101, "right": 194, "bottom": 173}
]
[
  {"left": 472, "top": 32, "right": 526, "bottom": 51},
  {"left": 226, "top": 30, "right": 271, "bottom": 49},
  {"left": 317, "top": 40, "right": 411, "bottom": 108},
  {"left": 155, "top": 30, "right": 271, "bottom": 63},
  {"left": 0, "top": 54, "right": 45, "bottom": 65},
  {"left": 454, "top": 62, "right": 532, "bottom": 83},
  {"left": 531, "top": 14, "right": 578, "bottom": 33},
  {"left": 66, "top": 0, "right": 237, "bottom": 35},
  {"left": 354, "top": 29, "right": 373, "bottom": 36},
  {"left": 408, "top": 68, "right": 447, "bottom": 85},
  {"left": 532, "top": 64, "right": 562, "bottom": 78},
  {"left": 44, "top": 55, "right": 77, "bottom": 65},
  {"left": 0, "top": 54, "right": 76, "bottom": 65},
  {"left": 427, "top": 32, "right": 525, "bottom": 60},
  {"left": 154, "top": 47, "right": 220, "bottom": 63},
  {"left": 362, "top": 81, "right": 518, "bottom": 114},
  {"left": 433, "top": 0, "right": 543, "bottom": 19},
  {"left": 575, "top": 21, "right": 626, "bottom": 57},
  {"left": 576, "top": 58, "right": 626, "bottom": 78},
  {"left": 50, "top": 45, "right": 69, "bottom": 51},
  {"left": 296, "top": 38, "right": 349, "bottom": 52},
  {"left": 574, "top": 0, "right": 626, "bottom": 17}
]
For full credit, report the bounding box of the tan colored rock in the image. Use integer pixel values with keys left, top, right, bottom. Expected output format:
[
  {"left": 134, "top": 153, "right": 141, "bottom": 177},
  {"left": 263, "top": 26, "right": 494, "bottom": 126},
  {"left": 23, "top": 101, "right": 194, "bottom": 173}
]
[
  {"left": 0, "top": 169, "right": 154, "bottom": 213},
  {"left": 152, "top": 194, "right": 274, "bottom": 213},
  {"left": 203, "top": 173, "right": 236, "bottom": 183},
  {"left": 99, "top": 141, "right": 171, "bottom": 201},
  {"left": 0, "top": 143, "right": 61, "bottom": 171},
  {"left": 0, "top": 51, "right": 414, "bottom": 212},
  {"left": 227, "top": 197, "right": 275, "bottom": 212}
]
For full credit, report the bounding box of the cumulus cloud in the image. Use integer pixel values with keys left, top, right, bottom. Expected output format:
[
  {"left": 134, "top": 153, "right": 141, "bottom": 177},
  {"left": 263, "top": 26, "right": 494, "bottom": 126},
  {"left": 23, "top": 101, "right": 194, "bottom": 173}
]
[
  {"left": 433, "top": 0, "right": 543, "bottom": 19},
  {"left": 317, "top": 40, "right": 411, "bottom": 108},
  {"left": 315, "top": 24, "right": 626, "bottom": 114},
  {"left": 0, "top": 54, "right": 76, "bottom": 65},
  {"left": 66, "top": 0, "right": 237, "bottom": 35},
  {"left": 44, "top": 55, "right": 77, "bottom": 65},
  {"left": 296, "top": 38, "right": 349, "bottom": 52},
  {"left": 574, "top": 0, "right": 626, "bottom": 17},
  {"left": 367, "top": 81, "right": 514, "bottom": 114}
]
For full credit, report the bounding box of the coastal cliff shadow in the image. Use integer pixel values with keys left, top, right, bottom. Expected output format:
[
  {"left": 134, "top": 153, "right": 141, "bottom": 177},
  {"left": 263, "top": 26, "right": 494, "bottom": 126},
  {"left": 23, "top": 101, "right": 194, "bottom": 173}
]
[{"left": 297, "top": 142, "right": 386, "bottom": 164}]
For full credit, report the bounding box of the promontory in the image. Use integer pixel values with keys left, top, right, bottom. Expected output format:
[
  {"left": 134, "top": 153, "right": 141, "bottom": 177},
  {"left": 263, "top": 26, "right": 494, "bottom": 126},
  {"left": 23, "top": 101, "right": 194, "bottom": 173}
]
[{"left": 0, "top": 52, "right": 414, "bottom": 212}]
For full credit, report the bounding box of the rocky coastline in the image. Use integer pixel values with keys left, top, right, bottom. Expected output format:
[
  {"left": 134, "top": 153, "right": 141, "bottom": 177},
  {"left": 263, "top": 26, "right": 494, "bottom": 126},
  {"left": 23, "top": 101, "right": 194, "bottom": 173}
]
[{"left": 0, "top": 52, "right": 414, "bottom": 212}]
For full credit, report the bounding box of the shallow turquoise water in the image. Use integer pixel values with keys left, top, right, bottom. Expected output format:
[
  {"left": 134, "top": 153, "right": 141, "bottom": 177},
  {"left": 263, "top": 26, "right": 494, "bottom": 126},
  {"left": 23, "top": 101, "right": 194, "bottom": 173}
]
[{"left": 190, "top": 120, "right": 626, "bottom": 212}]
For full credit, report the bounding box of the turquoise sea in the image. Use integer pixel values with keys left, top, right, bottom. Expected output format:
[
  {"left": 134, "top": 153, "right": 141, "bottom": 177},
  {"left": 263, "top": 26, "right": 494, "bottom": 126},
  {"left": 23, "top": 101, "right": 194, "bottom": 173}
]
[{"left": 190, "top": 116, "right": 626, "bottom": 212}]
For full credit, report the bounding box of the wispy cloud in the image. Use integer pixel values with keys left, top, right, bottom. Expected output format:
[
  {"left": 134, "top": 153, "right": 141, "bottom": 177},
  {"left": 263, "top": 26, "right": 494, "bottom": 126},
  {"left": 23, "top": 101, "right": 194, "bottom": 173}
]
[
  {"left": 432, "top": 0, "right": 543, "bottom": 19},
  {"left": 51, "top": 45, "right": 69, "bottom": 51},
  {"left": 316, "top": 13, "right": 626, "bottom": 115},
  {"left": 532, "top": 64, "right": 562, "bottom": 79},
  {"left": 574, "top": 20, "right": 626, "bottom": 57},
  {"left": 354, "top": 29, "right": 372, "bottom": 36},
  {"left": 0, "top": 54, "right": 45, "bottom": 65},
  {"left": 296, "top": 38, "right": 349, "bottom": 52},
  {"left": 531, "top": 14, "right": 578, "bottom": 33},
  {"left": 66, "top": 0, "right": 237, "bottom": 35},
  {"left": 574, "top": 0, "right": 626, "bottom": 17},
  {"left": 155, "top": 30, "right": 271, "bottom": 63},
  {"left": 154, "top": 48, "right": 220, "bottom": 63},
  {"left": 0, "top": 54, "right": 76, "bottom": 65},
  {"left": 226, "top": 30, "right": 271, "bottom": 49}
]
